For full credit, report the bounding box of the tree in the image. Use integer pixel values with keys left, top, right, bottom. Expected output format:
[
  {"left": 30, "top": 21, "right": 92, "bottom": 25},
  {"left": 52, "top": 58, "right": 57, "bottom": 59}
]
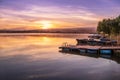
[{"left": 97, "top": 15, "right": 120, "bottom": 36}]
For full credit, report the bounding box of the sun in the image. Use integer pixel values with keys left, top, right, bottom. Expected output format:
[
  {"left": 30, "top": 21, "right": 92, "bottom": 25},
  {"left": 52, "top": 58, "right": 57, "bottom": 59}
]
[{"left": 40, "top": 21, "right": 53, "bottom": 29}]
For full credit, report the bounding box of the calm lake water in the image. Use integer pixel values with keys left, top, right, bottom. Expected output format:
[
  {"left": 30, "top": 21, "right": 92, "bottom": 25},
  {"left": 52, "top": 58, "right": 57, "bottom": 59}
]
[{"left": 0, "top": 33, "right": 120, "bottom": 80}]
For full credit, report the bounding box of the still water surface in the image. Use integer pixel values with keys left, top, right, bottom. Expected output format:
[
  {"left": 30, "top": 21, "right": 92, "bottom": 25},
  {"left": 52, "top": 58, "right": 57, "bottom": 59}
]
[{"left": 0, "top": 33, "right": 120, "bottom": 80}]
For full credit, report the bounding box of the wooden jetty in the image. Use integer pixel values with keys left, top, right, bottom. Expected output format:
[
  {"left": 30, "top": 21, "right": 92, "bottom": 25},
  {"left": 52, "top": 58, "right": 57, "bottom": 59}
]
[{"left": 59, "top": 45, "right": 120, "bottom": 57}]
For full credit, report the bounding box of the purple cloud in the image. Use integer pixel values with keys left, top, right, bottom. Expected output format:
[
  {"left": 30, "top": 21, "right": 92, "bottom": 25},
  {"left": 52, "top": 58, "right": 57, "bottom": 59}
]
[{"left": 0, "top": 0, "right": 120, "bottom": 29}]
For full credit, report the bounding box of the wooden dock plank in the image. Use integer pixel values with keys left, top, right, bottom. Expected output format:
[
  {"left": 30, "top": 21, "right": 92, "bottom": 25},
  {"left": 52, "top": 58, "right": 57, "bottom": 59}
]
[
  {"left": 101, "top": 46, "right": 120, "bottom": 50},
  {"left": 60, "top": 45, "right": 120, "bottom": 50},
  {"left": 76, "top": 45, "right": 101, "bottom": 49}
]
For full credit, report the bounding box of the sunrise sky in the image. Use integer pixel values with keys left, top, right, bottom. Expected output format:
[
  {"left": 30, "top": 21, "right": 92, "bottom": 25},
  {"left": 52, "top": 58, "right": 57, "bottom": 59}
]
[{"left": 0, "top": 0, "right": 120, "bottom": 30}]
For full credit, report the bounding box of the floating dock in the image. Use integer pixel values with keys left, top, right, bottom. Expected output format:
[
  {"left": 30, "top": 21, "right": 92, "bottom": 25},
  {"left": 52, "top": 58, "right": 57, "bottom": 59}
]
[{"left": 59, "top": 45, "right": 120, "bottom": 57}]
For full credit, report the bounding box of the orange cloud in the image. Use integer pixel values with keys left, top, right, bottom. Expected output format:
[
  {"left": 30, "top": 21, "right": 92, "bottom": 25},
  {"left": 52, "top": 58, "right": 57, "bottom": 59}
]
[{"left": 0, "top": 6, "right": 102, "bottom": 30}]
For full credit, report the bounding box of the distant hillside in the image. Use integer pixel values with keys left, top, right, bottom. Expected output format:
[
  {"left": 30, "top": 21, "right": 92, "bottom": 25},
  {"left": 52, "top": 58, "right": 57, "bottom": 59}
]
[{"left": 0, "top": 27, "right": 96, "bottom": 34}]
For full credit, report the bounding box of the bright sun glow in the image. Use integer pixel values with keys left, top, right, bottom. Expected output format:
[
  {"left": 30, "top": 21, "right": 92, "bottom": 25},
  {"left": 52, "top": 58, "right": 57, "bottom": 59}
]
[{"left": 40, "top": 21, "right": 53, "bottom": 29}]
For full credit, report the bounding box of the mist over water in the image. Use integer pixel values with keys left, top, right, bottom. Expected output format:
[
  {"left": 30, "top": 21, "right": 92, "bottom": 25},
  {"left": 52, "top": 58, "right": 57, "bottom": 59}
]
[{"left": 0, "top": 33, "right": 120, "bottom": 80}]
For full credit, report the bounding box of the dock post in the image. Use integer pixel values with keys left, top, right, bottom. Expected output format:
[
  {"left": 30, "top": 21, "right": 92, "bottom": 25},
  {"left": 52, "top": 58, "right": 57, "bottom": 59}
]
[
  {"left": 111, "top": 49, "right": 114, "bottom": 56},
  {"left": 97, "top": 49, "right": 100, "bottom": 56}
]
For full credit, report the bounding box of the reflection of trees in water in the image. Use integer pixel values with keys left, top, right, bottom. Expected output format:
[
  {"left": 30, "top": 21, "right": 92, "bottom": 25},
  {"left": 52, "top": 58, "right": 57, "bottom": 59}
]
[{"left": 59, "top": 50, "right": 120, "bottom": 64}]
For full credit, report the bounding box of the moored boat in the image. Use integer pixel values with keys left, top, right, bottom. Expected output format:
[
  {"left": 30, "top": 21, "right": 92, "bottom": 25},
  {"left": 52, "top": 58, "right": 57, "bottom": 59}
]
[{"left": 76, "top": 34, "right": 117, "bottom": 46}]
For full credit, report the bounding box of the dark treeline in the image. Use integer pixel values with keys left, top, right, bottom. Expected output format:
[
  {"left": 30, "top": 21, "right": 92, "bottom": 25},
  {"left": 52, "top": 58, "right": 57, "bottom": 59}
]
[
  {"left": 0, "top": 28, "right": 96, "bottom": 34},
  {"left": 97, "top": 15, "right": 120, "bottom": 36}
]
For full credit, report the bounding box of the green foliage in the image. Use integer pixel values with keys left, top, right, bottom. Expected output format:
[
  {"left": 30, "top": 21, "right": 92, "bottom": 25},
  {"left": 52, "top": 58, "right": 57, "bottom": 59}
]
[{"left": 97, "top": 15, "right": 120, "bottom": 36}]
